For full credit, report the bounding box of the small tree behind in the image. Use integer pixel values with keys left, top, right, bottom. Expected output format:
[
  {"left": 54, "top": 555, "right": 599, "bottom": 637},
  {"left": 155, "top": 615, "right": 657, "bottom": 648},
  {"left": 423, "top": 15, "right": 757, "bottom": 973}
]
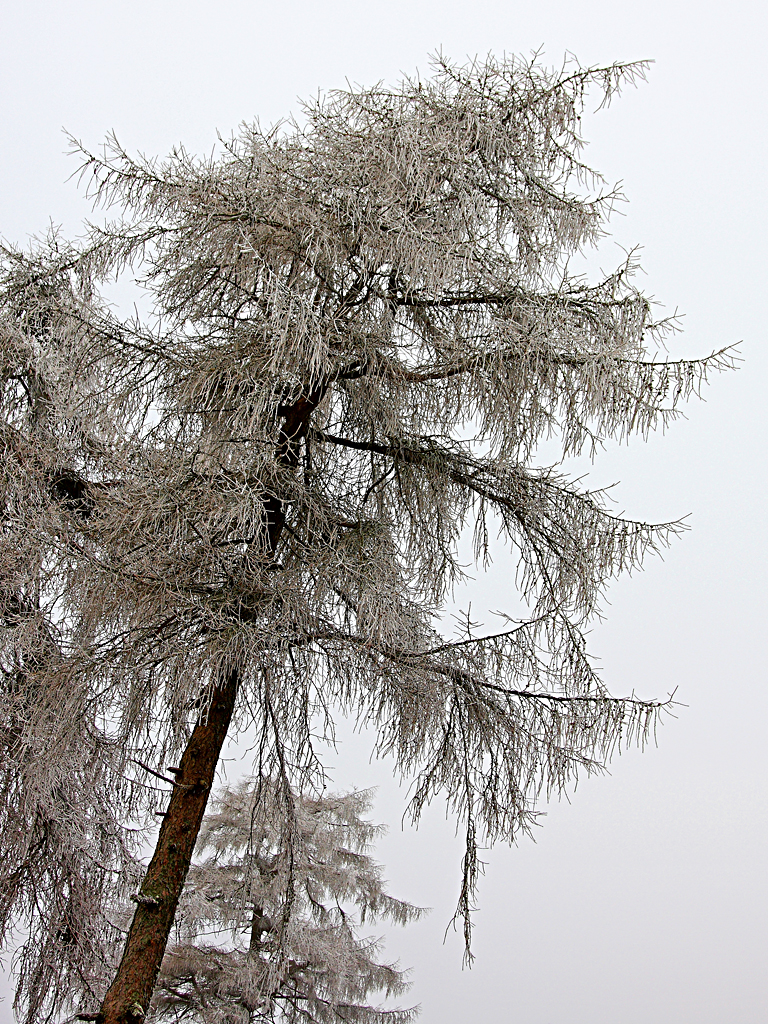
[{"left": 151, "top": 780, "right": 423, "bottom": 1024}]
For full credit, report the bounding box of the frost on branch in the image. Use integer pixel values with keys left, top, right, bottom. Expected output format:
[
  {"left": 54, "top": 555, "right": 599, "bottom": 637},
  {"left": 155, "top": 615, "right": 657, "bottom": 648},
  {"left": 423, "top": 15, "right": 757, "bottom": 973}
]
[{"left": 151, "top": 779, "right": 424, "bottom": 1024}]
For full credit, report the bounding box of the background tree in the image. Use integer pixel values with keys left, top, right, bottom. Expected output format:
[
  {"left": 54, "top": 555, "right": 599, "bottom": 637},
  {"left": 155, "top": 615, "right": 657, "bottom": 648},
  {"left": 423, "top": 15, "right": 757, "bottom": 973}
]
[
  {"left": 150, "top": 779, "right": 422, "bottom": 1024},
  {"left": 0, "top": 53, "right": 734, "bottom": 1024}
]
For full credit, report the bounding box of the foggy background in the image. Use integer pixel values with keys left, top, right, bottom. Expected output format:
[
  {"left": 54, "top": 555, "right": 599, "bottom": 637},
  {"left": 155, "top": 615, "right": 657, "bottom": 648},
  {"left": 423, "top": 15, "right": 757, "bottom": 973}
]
[{"left": 1, "top": 0, "right": 766, "bottom": 1021}]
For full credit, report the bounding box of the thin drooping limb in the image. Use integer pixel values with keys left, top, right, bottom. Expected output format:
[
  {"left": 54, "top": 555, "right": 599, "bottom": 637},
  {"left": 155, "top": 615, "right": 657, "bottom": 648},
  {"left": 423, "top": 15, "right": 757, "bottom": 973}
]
[{"left": 96, "top": 667, "right": 238, "bottom": 1024}]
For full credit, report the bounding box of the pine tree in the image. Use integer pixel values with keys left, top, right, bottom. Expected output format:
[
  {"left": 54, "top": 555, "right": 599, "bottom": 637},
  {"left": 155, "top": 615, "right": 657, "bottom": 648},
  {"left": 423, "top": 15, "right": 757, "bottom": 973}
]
[
  {"left": 0, "top": 53, "right": 734, "bottom": 1023},
  {"left": 150, "top": 780, "right": 423, "bottom": 1024}
]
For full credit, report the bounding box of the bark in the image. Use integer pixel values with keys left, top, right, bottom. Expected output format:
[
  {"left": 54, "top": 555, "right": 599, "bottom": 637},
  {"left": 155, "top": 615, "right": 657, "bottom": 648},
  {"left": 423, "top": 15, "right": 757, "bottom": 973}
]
[{"left": 96, "top": 668, "right": 238, "bottom": 1024}]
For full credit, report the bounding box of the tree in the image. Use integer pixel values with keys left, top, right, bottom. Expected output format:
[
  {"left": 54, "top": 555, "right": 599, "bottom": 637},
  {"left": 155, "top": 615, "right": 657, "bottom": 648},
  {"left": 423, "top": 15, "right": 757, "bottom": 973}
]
[
  {"left": 0, "top": 52, "right": 734, "bottom": 1024},
  {"left": 150, "top": 779, "right": 423, "bottom": 1024}
]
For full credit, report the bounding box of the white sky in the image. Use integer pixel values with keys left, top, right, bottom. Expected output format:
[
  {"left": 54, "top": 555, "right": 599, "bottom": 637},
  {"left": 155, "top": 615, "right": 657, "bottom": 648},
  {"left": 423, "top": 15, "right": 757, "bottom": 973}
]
[{"left": 1, "top": 1, "right": 767, "bottom": 1022}]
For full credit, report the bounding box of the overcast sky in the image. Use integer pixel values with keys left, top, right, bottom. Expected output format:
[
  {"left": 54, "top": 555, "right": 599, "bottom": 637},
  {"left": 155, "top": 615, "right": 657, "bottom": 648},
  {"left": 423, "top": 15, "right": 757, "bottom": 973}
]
[{"left": 1, "top": 1, "right": 767, "bottom": 1022}]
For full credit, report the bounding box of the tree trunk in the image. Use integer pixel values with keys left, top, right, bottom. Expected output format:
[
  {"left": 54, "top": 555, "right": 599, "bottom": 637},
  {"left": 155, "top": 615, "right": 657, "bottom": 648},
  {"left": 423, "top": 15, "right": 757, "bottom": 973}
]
[
  {"left": 96, "top": 667, "right": 238, "bottom": 1024},
  {"left": 96, "top": 397, "right": 317, "bottom": 1023}
]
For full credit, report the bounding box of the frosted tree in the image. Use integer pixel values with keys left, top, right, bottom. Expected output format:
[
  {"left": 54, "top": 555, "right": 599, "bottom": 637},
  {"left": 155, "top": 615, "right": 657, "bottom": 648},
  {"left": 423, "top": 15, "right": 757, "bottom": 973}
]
[
  {"left": 150, "top": 779, "right": 422, "bottom": 1024},
  {"left": 0, "top": 52, "right": 734, "bottom": 1024}
]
